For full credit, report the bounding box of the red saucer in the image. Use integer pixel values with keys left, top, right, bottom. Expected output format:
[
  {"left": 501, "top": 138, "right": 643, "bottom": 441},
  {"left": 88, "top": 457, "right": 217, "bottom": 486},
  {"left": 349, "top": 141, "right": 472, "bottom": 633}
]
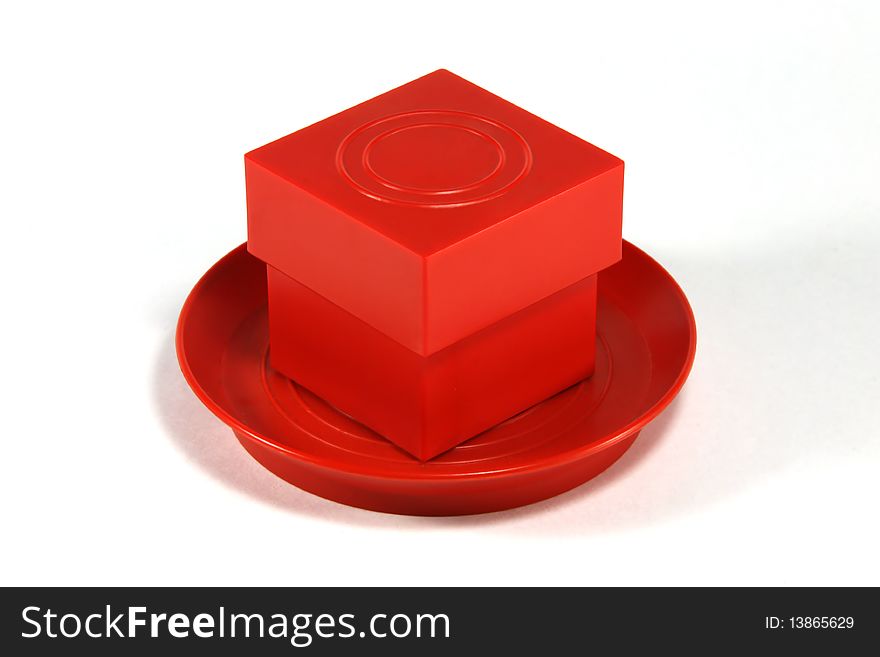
[{"left": 176, "top": 241, "right": 696, "bottom": 515}]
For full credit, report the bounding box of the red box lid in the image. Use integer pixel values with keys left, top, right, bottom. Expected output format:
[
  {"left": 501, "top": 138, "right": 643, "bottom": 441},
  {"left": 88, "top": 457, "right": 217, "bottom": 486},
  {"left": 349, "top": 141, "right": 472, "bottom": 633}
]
[{"left": 246, "top": 69, "right": 623, "bottom": 356}]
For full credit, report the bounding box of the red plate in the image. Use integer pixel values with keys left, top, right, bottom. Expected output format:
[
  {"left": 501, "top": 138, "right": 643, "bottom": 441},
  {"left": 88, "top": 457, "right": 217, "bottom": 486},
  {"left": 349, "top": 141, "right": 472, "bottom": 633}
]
[{"left": 176, "top": 241, "right": 696, "bottom": 515}]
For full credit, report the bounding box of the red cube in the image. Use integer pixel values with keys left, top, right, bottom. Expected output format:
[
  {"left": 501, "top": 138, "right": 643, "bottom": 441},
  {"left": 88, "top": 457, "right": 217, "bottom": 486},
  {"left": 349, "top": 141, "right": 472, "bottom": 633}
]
[{"left": 246, "top": 69, "right": 624, "bottom": 460}]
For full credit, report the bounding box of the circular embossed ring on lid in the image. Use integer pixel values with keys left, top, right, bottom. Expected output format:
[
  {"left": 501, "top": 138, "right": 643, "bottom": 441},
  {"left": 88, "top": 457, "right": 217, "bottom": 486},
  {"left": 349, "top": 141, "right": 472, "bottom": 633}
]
[{"left": 336, "top": 110, "right": 533, "bottom": 207}]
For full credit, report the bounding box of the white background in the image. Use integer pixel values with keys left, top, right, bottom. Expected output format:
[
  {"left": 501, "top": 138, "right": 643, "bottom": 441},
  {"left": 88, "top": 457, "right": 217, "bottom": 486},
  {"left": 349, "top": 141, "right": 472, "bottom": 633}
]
[{"left": 2, "top": 1, "right": 878, "bottom": 586}]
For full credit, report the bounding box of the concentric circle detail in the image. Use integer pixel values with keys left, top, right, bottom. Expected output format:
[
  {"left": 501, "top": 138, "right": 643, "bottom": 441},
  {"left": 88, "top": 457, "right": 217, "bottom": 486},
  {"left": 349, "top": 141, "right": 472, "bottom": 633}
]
[{"left": 336, "top": 110, "right": 532, "bottom": 208}]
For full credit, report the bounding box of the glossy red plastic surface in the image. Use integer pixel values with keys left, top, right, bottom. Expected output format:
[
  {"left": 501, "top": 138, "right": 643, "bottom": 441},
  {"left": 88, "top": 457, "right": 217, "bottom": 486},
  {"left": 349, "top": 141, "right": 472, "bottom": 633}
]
[
  {"left": 176, "top": 242, "right": 696, "bottom": 515},
  {"left": 268, "top": 266, "right": 596, "bottom": 460},
  {"left": 246, "top": 69, "right": 624, "bottom": 356}
]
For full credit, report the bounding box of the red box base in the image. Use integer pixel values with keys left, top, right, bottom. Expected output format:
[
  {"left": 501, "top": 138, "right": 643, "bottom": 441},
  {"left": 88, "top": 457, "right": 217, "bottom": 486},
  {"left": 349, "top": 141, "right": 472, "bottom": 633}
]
[{"left": 267, "top": 267, "right": 597, "bottom": 461}]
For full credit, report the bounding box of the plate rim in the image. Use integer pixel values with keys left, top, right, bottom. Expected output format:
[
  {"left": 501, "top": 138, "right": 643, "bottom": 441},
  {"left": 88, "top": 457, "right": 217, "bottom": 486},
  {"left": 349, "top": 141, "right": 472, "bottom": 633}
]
[{"left": 176, "top": 241, "right": 696, "bottom": 480}]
